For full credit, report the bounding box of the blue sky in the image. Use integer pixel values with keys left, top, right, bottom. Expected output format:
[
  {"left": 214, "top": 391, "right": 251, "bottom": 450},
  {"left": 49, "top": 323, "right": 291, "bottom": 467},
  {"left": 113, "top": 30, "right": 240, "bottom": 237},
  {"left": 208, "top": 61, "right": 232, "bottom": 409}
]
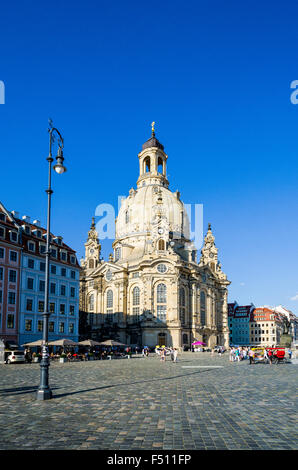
[{"left": 0, "top": 0, "right": 298, "bottom": 312}]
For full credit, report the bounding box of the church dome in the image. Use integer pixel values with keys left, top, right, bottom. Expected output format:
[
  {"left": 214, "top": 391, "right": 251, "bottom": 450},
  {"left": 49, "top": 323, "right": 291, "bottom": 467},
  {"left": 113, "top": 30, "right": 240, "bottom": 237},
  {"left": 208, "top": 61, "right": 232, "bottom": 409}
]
[{"left": 116, "top": 184, "right": 190, "bottom": 241}]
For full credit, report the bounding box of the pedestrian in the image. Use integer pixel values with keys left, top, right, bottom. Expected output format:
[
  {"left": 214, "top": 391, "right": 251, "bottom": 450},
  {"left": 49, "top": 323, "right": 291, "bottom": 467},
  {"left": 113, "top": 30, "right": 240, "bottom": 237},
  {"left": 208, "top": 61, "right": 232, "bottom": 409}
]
[
  {"left": 288, "top": 348, "right": 292, "bottom": 360},
  {"left": 173, "top": 348, "right": 178, "bottom": 362},
  {"left": 160, "top": 348, "right": 166, "bottom": 362},
  {"left": 248, "top": 348, "right": 254, "bottom": 364},
  {"left": 170, "top": 347, "right": 174, "bottom": 361},
  {"left": 267, "top": 349, "right": 273, "bottom": 365}
]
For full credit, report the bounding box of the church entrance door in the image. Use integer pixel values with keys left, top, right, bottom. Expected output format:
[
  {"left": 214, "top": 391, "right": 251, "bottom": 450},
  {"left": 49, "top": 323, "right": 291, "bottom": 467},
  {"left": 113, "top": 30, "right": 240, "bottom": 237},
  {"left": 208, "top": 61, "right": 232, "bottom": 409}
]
[{"left": 158, "top": 333, "right": 167, "bottom": 347}]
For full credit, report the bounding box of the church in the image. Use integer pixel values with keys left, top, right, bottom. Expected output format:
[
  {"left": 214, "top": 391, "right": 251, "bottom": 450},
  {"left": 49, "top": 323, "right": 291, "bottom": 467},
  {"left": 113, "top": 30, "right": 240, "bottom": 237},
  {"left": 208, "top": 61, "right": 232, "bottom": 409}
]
[{"left": 79, "top": 126, "right": 230, "bottom": 350}]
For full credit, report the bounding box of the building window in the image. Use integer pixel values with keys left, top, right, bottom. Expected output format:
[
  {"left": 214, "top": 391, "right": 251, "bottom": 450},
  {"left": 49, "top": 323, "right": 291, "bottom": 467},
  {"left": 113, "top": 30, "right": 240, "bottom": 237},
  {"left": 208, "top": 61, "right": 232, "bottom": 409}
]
[
  {"left": 51, "top": 249, "right": 57, "bottom": 259},
  {"left": 27, "top": 278, "right": 34, "bottom": 290},
  {"left": 70, "top": 305, "right": 75, "bottom": 315},
  {"left": 115, "top": 247, "right": 121, "bottom": 261},
  {"left": 69, "top": 323, "right": 74, "bottom": 334},
  {"left": 60, "top": 304, "right": 65, "bottom": 315},
  {"left": 179, "top": 287, "right": 186, "bottom": 324},
  {"left": 156, "top": 283, "right": 167, "bottom": 321},
  {"left": 26, "top": 299, "right": 33, "bottom": 311},
  {"left": 70, "top": 287, "right": 75, "bottom": 298},
  {"left": 25, "top": 319, "right": 32, "bottom": 331},
  {"left": 50, "top": 283, "right": 56, "bottom": 294},
  {"left": 28, "top": 242, "right": 35, "bottom": 252},
  {"left": 0, "top": 213, "right": 5, "bottom": 221},
  {"left": 60, "top": 251, "right": 67, "bottom": 261},
  {"left": 40, "top": 244, "right": 46, "bottom": 254},
  {"left": 38, "top": 301, "right": 44, "bottom": 312},
  {"left": 28, "top": 259, "right": 34, "bottom": 269},
  {"left": 39, "top": 280, "right": 45, "bottom": 292},
  {"left": 0, "top": 227, "right": 5, "bottom": 238},
  {"left": 9, "top": 270, "right": 17, "bottom": 283},
  {"left": 38, "top": 320, "right": 43, "bottom": 332},
  {"left": 71, "top": 270, "right": 76, "bottom": 279},
  {"left": 107, "top": 290, "right": 113, "bottom": 309},
  {"left": 157, "top": 263, "right": 167, "bottom": 273},
  {"left": 0, "top": 247, "right": 4, "bottom": 258},
  {"left": 133, "top": 286, "right": 140, "bottom": 305},
  {"left": 49, "top": 322, "right": 55, "bottom": 332},
  {"left": 10, "top": 251, "right": 18, "bottom": 262},
  {"left": 158, "top": 239, "right": 165, "bottom": 251},
  {"left": 61, "top": 267, "right": 66, "bottom": 277},
  {"left": 70, "top": 256, "right": 75, "bottom": 264},
  {"left": 89, "top": 294, "right": 94, "bottom": 311},
  {"left": 106, "top": 289, "right": 113, "bottom": 318},
  {"left": 0, "top": 290, "right": 2, "bottom": 303},
  {"left": 40, "top": 262, "right": 45, "bottom": 272},
  {"left": 10, "top": 231, "right": 18, "bottom": 242},
  {"left": 51, "top": 265, "right": 56, "bottom": 274},
  {"left": 49, "top": 303, "right": 55, "bottom": 313},
  {"left": 0, "top": 267, "right": 3, "bottom": 280},
  {"left": 60, "top": 285, "right": 66, "bottom": 296},
  {"left": 59, "top": 322, "right": 64, "bottom": 333},
  {"left": 8, "top": 291, "right": 16, "bottom": 305},
  {"left": 200, "top": 291, "right": 206, "bottom": 326}
]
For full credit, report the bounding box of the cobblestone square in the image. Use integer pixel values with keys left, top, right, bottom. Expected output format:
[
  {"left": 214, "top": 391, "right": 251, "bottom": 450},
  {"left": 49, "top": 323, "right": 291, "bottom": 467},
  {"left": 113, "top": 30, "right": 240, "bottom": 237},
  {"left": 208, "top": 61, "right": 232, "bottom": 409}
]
[{"left": 0, "top": 353, "right": 297, "bottom": 450}]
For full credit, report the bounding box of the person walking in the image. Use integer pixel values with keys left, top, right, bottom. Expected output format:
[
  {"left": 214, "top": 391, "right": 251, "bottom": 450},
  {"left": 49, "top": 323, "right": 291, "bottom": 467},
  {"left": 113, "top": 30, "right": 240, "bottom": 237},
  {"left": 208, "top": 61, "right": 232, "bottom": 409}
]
[
  {"left": 268, "top": 348, "right": 273, "bottom": 366},
  {"left": 248, "top": 348, "right": 254, "bottom": 364},
  {"left": 288, "top": 348, "right": 292, "bottom": 360},
  {"left": 173, "top": 348, "right": 178, "bottom": 363},
  {"left": 264, "top": 348, "right": 269, "bottom": 364},
  {"left": 160, "top": 348, "right": 166, "bottom": 362},
  {"left": 170, "top": 347, "right": 174, "bottom": 362}
]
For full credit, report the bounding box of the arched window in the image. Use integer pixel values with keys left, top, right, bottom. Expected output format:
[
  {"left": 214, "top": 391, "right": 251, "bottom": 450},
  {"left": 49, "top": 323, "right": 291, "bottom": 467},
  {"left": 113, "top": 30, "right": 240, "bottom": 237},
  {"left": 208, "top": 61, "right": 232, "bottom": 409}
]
[
  {"left": 89, "top": 259, "right": 94, "bottom": 269},
  {"left": 200, "top": 291, "right": 206, "bottom": 326},
  {"left": 106, "top": 289, "right": 113, "bottom": 321},
  {"left": 158, "top": 239, "right": 165, "bottom": 251},
  {"left": 89, "top": 294, "right": 94, "bottom": 311},
  {"left": 115, "top": 247, "right": 121, "bottom": 261},
  {"left": 144, "top": 156, "right": 151, "bottom": 173},
  {"left": 179, "top": 287, "right": 186, "bottom": 324},
  {"left": 157, "top": 283, "right": 167, "bottom": 322},
  {"left": 132, "top": 286, "right": 140, "bottom": 316},
  {"left": 157, "top": 156, "right": 163, "bottom": 174}
]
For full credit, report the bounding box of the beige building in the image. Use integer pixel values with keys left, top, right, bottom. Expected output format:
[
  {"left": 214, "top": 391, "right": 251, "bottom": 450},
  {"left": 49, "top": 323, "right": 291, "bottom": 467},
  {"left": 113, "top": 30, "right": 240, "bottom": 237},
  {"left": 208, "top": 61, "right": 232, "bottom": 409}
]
[{"left": 79, "top": 129, "right": 230, "bottom": 350}]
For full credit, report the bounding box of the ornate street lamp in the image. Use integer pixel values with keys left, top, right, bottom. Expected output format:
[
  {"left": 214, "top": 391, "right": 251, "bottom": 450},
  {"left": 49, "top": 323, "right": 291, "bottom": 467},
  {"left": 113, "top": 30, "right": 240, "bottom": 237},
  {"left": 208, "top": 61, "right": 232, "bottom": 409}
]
[{"left": 36, "top": 123, "right": 67, "bottom": 401}]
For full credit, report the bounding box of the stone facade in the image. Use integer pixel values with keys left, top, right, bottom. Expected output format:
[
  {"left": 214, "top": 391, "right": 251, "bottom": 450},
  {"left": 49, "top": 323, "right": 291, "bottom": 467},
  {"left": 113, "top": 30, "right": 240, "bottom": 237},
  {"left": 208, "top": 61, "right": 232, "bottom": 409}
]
[{"left": 80, "top": 130, "right": 230, "bottom": 350}]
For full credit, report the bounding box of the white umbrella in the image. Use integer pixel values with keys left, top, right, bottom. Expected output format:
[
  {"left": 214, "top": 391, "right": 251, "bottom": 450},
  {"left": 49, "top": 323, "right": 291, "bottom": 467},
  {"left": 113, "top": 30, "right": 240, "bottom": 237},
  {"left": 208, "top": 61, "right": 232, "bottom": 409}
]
[
  {"left": 98, "top": 340, "right": 127, "bottom": 346},
  {"left": 78, "top": 339, "right": 102, "bottom": 347},
  {"left": 48, "top": 339, "right": 79, "bottom": 347}
]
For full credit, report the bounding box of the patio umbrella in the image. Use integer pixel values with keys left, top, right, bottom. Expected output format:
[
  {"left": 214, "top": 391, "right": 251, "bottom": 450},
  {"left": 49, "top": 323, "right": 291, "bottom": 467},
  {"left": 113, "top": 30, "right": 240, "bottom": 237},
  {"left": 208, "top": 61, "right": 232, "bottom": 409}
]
[
  {"left": 78, "top": 339, "right": 102, "bottom": 347},
  {"left": 98, "top": 340, "right": 127, "bottom": 346},
  {"left": 48, "top": 339, "right": 79, "bottom": 347},
  {"left": 21, "top": 339, "right": 44, "bottom": 347}
]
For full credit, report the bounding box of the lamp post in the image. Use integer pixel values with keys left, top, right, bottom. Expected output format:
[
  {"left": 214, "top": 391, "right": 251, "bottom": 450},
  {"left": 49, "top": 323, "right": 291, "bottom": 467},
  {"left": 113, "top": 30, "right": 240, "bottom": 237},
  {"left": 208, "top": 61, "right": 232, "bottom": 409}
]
[{"left": 36, "top": 124, "right": 67, "bottom": 401}]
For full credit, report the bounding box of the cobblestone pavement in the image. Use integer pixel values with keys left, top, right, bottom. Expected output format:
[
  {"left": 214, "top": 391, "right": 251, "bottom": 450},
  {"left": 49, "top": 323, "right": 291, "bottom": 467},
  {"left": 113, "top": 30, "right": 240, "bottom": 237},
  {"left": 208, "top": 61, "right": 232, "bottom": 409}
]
[{"left": 0, "top": 353, "right": 297, "bottom": 450}]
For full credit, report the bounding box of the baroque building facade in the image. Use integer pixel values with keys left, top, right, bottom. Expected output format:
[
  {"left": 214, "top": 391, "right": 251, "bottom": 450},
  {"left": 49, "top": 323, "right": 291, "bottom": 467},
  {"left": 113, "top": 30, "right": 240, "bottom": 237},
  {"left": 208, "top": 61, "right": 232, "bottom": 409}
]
[{"left": 80, "top": 129, "right": 230, "bottom": 349}]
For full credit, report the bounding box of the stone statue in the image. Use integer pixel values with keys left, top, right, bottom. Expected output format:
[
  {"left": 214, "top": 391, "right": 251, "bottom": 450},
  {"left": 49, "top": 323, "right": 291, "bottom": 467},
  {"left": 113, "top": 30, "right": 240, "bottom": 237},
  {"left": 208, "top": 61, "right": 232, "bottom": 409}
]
[{"left": 282, "top": 317, "right": 291, "bottom": 335}]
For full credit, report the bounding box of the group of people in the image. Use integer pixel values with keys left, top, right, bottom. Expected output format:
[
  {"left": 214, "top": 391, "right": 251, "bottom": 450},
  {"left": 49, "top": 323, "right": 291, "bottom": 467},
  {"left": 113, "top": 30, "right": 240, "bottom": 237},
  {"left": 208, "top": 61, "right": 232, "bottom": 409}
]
[
  {"left": 229, "top": 346, "right": 249, "bottom": 362},
  {"left": 155, "top": 346, "right": 178, "bottom": 362}
]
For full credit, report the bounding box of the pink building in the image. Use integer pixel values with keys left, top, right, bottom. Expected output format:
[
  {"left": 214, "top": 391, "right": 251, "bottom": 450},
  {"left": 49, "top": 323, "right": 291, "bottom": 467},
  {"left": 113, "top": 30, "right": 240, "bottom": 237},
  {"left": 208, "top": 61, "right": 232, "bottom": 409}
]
[{"left": 0, "top": 203, "right": 22, "bottom": 347}]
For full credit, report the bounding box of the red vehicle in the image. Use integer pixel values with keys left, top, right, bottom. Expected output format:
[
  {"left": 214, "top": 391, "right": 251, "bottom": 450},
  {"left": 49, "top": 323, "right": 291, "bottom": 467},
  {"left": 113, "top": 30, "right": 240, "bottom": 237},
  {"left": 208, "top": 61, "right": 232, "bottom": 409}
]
[{"left": 266, "top": 347, "right": 286, "bottom": 364}]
